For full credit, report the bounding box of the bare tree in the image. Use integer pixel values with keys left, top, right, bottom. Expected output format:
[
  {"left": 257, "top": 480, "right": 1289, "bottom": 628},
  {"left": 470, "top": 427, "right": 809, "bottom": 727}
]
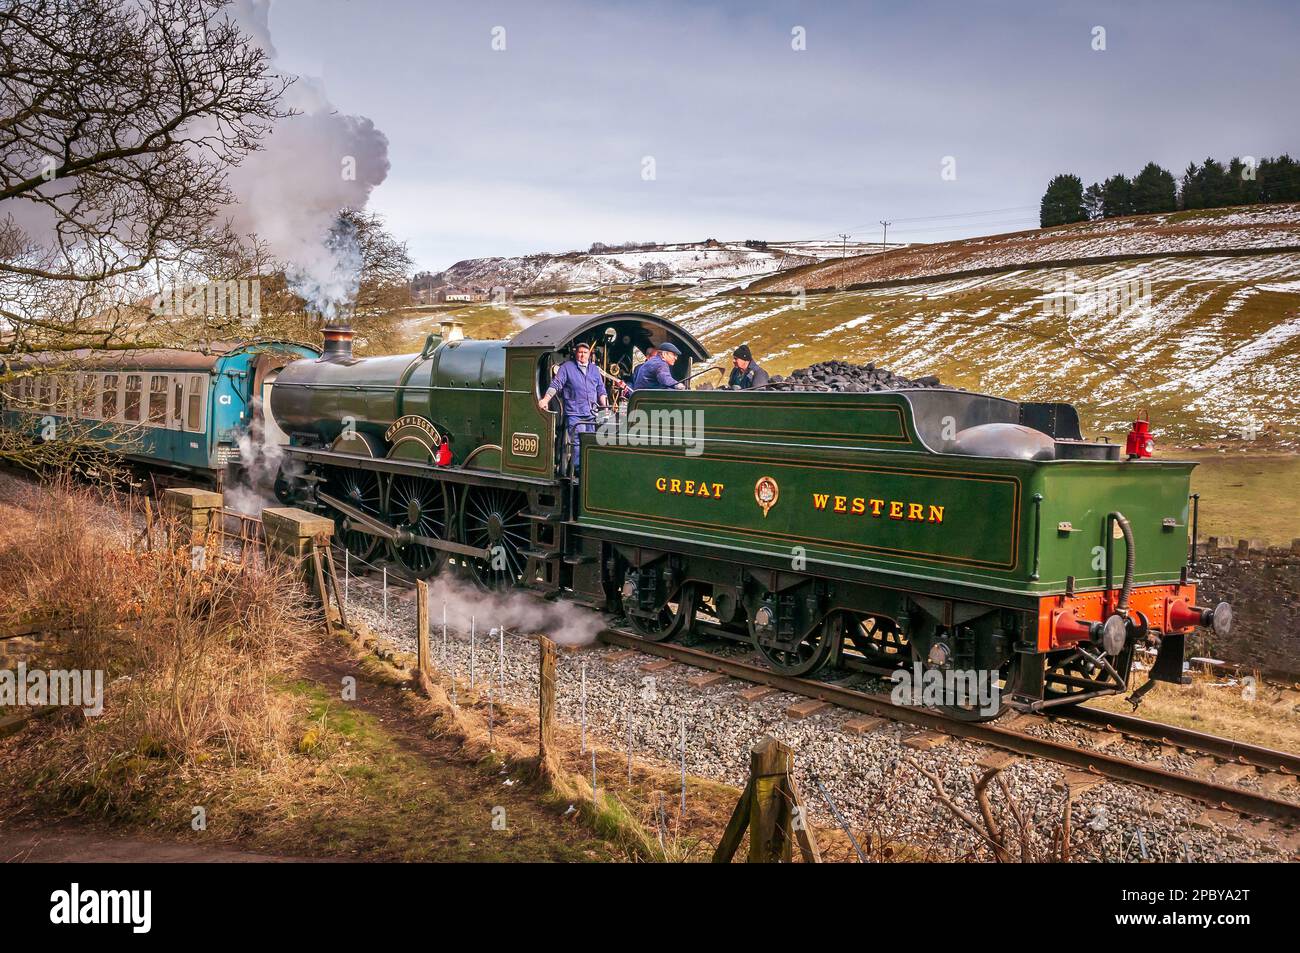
[{"left": 0, "top": 0, "right": 290, "bottom": 354}]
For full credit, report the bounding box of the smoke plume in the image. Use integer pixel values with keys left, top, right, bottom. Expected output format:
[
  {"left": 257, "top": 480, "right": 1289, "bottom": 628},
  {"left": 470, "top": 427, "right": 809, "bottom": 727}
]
[{"left": 226, "top": 0, "right": 389, "bottom": 318}]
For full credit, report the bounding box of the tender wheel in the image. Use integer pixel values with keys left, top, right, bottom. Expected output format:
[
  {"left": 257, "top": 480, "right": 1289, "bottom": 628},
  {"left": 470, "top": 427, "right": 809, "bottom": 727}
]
[
  {"left": 905, "top": 640, "right": 1009, "bottom": 722},
  {"left": 840, "top": 612, "right": 909, "bottom": 669},
  {"left": 752, "top": 609, "right": 840, "bottom": 677},
  {"left": 623, "top": 577, "right": 697, "bottom": 642},
  {"left": 323, "top": 465, "right": 382, "bottom": 563},
  {"left": 460, "top": 487, "right": 530, "bottom": 590},
  {"left": 384, "top": 475, "right": 448, "bottom": 579}
]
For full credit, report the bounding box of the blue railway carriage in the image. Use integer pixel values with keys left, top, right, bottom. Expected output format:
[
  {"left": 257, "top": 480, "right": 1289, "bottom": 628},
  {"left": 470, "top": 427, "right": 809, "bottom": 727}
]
[{"left": 0, "top": 341, "right": 318, "bottom": 486}]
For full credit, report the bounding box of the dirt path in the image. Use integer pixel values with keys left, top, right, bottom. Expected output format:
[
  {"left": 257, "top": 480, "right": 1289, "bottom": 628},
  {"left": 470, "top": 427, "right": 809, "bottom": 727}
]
[{"left": 3, "top": 826, "right": 329, "bottom": 863}]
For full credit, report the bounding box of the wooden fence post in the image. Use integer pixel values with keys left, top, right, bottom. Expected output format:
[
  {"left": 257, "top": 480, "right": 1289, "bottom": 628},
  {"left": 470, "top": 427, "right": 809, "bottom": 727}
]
[
  {"left": 713, "top": 736, "right": 821, "bottom": 863},
  {"left": 538, "top": 636, "right": 557, "bottom": 761},
  {"left": 416, "top": 579, "right": 430, "bottom": 678}
]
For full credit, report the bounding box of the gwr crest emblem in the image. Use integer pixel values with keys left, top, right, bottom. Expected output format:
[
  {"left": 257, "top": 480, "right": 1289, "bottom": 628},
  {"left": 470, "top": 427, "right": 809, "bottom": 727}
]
[{"left": 754, "top": 476, "right": 779, "bottom": 517}]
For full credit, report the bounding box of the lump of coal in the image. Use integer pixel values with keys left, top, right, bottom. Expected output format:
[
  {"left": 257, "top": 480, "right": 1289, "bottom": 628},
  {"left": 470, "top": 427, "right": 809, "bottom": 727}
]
[{"left": 761, "top": 359, "right": 943, "bottom": 393}]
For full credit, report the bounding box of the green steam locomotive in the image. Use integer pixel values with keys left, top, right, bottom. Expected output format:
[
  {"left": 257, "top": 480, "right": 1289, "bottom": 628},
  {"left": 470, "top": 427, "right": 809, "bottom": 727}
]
[{"left": 268, "top": 311, "right": 1228, "bottom": 718}]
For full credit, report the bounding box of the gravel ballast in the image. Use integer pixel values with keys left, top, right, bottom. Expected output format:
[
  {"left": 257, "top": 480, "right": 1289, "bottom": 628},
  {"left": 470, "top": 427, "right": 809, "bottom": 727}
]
[{"left": 342, "top": 572, "right": 1294, "bottom": 863}]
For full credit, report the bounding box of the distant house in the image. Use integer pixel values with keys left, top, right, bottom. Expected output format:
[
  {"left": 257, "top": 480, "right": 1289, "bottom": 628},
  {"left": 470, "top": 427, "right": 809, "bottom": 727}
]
[{"left": 437, "top": 288, "right": 490, "bottom": 303}]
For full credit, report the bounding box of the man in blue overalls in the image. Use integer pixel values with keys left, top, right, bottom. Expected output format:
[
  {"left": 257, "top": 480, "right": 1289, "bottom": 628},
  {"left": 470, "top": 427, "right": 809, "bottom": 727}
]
[
  {"left": 538, "top": 341, "right": 606, "bottom": 475},
  {"left": 629, "top": 341, "right": 685, "bottom": 391}
]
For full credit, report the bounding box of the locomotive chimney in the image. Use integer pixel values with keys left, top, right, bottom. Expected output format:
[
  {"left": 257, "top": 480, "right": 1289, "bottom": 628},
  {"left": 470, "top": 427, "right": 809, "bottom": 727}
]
[
  {"left": 439, "top": 318, "right": 464, "bottom": 342},
  {"left": 321, "top": 312, "right": 355, "bottom": 362}
]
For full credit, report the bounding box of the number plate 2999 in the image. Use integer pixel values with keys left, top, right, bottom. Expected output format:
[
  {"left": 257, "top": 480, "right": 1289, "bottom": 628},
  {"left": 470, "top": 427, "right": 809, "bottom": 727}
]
[{"left": 511, "top": 432, "right": 539, "bottom": 457}]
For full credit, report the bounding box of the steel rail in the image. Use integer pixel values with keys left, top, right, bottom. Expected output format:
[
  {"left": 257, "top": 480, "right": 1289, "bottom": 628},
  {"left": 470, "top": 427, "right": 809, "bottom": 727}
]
[
  {"left": 1051, "top": 705, "right": 1300, "bottom": 776},
  {"left": 599, "top": 627, "right": 1300, "bottom": 825}
]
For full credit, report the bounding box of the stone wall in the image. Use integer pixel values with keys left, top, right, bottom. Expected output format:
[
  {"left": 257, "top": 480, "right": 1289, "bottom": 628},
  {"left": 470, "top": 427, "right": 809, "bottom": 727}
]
[{"left": 1189, "top": 538, "right": 1300, "bottom": 676}]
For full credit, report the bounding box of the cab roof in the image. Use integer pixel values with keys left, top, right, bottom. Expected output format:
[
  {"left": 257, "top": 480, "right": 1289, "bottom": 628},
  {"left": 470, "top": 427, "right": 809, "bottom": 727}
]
[{"left": 506, "top": 311, "right": 709, "bottom": 359}]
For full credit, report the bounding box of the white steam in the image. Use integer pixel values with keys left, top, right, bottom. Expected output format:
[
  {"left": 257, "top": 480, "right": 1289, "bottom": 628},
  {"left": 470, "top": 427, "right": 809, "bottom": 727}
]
[
  {"left": 226, "top": 0, "right": 389, "bottom": 318},
  {"left": 225, "top": 397, "right": 297, "bottom": 515},
  {"left": 426, "top": 573, "right": 605, "bottom": 647}
]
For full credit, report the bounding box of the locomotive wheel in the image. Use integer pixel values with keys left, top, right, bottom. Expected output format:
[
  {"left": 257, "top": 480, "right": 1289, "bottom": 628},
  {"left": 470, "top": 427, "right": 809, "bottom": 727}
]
[
  {"left": 323, "top": 466, "right": 382, "bottom": 564},
  {"left": 459, "top": 487, "right": 530, "bottom": 590},
  {"left": 385, "top": 475, "right": 448, "bottom": 579},
  {"left": 752, "top": 612, "right": 840, "bottom": 677},
  {"left": 626, "top": 580, "right": 697, "bottom": 642},
  {"left": 841, "top": 612, "right": 909, "bottom": 669}
]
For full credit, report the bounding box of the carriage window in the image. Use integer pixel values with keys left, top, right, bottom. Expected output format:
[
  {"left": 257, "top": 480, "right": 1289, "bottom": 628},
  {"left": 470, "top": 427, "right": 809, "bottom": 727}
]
[
  {"left": 103, "top": 375, "right": 119, "bottom": 420},
  {"left": 148, "top": 375, "right": 168, "bottom": 424},
  {"left": 124, "top": 375, "right": 142, "bottom": 422},
  {"left": 80, "top": 374, "right": 98, "bottom": 418},
  {"left": 172, "top": 380, "right": 183, "bottom": 429},
  {"left": 185, "top": 375, "right": 205, "bottom": 431}
]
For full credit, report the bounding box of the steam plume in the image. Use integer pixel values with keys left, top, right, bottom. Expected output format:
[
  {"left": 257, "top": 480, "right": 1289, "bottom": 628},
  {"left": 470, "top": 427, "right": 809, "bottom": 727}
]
[{"left": 226, "top": 0, "right": 389, "bottom": 318}]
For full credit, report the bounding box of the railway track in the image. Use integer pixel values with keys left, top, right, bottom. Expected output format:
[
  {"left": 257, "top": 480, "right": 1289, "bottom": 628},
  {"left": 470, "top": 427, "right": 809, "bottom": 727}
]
[{"left": 599, "top": 627, "right": 1300, "bottom": 825}]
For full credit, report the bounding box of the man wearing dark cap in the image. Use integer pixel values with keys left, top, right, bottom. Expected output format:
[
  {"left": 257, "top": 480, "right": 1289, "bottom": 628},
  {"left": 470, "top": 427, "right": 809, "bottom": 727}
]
[
  {"left": 630, "top": 341, "right": 686, "bottom": 391},
  {"left": 728, "top": 344, "right": 769, "bottom": 389},
  {"left": 539, "top": 340, "right": 606, "bottom": 474}
]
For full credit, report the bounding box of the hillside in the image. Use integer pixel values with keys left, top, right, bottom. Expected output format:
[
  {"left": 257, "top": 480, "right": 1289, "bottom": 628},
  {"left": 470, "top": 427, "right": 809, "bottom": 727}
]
[
  {"left": 746, "top": 204, "right": 1300, "bottom": 293},
  {"left": 404, "top": 250, "right": 1300, "bottom": 452},
  {"left": 427, "top": 238, "right": 896, "bottom": 296}
]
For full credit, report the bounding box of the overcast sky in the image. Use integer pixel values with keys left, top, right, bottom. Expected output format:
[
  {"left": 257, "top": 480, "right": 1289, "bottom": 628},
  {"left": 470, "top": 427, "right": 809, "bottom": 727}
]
[{"left": 265, "top": 0, "right": 1300, "bottom": 271}]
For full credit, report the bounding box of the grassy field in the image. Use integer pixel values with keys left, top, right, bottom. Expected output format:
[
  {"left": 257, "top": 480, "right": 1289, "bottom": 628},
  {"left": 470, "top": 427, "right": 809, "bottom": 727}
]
[{"left": 1178, "top": 450, "right": 1300, "bottom": 544}]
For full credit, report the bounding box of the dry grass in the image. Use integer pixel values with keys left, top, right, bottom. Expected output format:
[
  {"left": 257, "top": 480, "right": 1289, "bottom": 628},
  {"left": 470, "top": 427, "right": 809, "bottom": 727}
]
[
  {"left": 0, "top": 476, "right": 314, "bottom": 818},
  {"left": 1086, "top": 669, "right": 1300, "bottom": 752}
]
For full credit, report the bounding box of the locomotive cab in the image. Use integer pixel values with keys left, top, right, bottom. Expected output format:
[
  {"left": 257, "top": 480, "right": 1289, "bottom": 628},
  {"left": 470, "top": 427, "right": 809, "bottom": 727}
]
[{"left": 501, "top": 311, "right": 709, "bottom": 481}]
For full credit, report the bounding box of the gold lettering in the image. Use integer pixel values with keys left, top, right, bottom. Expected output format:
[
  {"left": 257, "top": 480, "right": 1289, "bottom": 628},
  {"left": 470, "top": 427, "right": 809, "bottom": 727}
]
[
  {"left": 670, "top": 479, "right": 682, "bottom": 493},
  {"left": 869, "top": 499, "right": 885, "bottom": 516},
  {"left": 907, "top": 502, "right": 924, "bottom": 521},
  {"left": 929, "top": 504, "right": 945, "bottom": 523},
  {"left": 833, "top": 495, "right": 847, "bottom": 513},
  {"left": 697, "top": 482, "right": 710, "bottom": 497},
  {"left": 684, "top": 480, "right": 695, "bottom": 495},
  {"left": 851, "top": 497, "right": 865, "bottom": 515},
  {"left": 813, "top": 493, "right": 829, "bottom": 510},
  {"left": 655, "top": 477, "right": 666, "bottom": 492},
  {"left": 712, "top": 483, "right": 724, "bottom": 497},
  {"left": 889, "top": 501, "right": 904, "bottom": 519}
]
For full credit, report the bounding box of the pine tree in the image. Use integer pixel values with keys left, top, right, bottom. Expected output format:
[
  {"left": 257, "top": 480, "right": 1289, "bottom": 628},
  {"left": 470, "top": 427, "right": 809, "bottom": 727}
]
[
  {"left": 1198, "top": 158, "right": 1232, "bottom": 208},
  {"left": 1101, "top": 174, "right": 1134, "bottom": 218},
  {"left": 1083, "top": 182, "right": 1105, "bottom": 220},
  {"left": 1039, "top": 173, "right": 1087, "bottom": 227},
  {"left": 1131, "top": 162, "right": 1177, "bottom": 214},
  {"left": 1180, "top": 162, "right": 1202, "bottom": 210}
]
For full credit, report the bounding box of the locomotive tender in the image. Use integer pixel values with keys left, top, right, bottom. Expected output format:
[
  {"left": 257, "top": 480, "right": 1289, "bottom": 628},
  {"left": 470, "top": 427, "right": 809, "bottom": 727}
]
[{"left": 268, "top": 310, "right": 1230, "bottom": 718}]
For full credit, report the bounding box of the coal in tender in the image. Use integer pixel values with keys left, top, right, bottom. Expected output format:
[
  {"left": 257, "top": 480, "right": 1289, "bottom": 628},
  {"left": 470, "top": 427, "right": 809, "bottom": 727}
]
[{"left": 763, "top": 359, "right": 943, "bottom": 393}]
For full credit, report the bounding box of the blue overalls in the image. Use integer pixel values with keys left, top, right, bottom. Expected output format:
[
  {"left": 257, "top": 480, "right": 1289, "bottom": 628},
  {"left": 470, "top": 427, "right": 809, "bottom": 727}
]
[
  {"left": 629, "top": 355, "right": 680, "bottom": 391},
  {"left": 550, "top": 359, "right": 604, "bottom": 474}
]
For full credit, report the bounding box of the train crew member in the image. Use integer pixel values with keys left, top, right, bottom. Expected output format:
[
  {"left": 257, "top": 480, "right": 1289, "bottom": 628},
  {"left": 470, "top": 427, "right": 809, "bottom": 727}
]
[
  {"left": 629, "top": 341, "right": 685, "bottom": 391},
  {"left": 727, "top": 344, "right": 769, "bottom": 389},
  {"left": 538, "top": 341, "right": 606, "bottom": 474}
]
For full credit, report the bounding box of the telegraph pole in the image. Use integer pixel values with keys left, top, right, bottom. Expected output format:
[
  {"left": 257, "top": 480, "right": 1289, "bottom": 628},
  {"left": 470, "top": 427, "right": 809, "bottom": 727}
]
[
  {"left": 837, "top": 233, "right": 850, "bottom": 258},
  {"left": 879, "top": 220, "right": 891, "bottom": 252}
]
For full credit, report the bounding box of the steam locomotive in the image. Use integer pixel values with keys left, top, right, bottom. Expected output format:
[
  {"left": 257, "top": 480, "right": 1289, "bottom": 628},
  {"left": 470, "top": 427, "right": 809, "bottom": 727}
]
[{"left": 265, "top": 311, "right": 1230, "bottom": 719}]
